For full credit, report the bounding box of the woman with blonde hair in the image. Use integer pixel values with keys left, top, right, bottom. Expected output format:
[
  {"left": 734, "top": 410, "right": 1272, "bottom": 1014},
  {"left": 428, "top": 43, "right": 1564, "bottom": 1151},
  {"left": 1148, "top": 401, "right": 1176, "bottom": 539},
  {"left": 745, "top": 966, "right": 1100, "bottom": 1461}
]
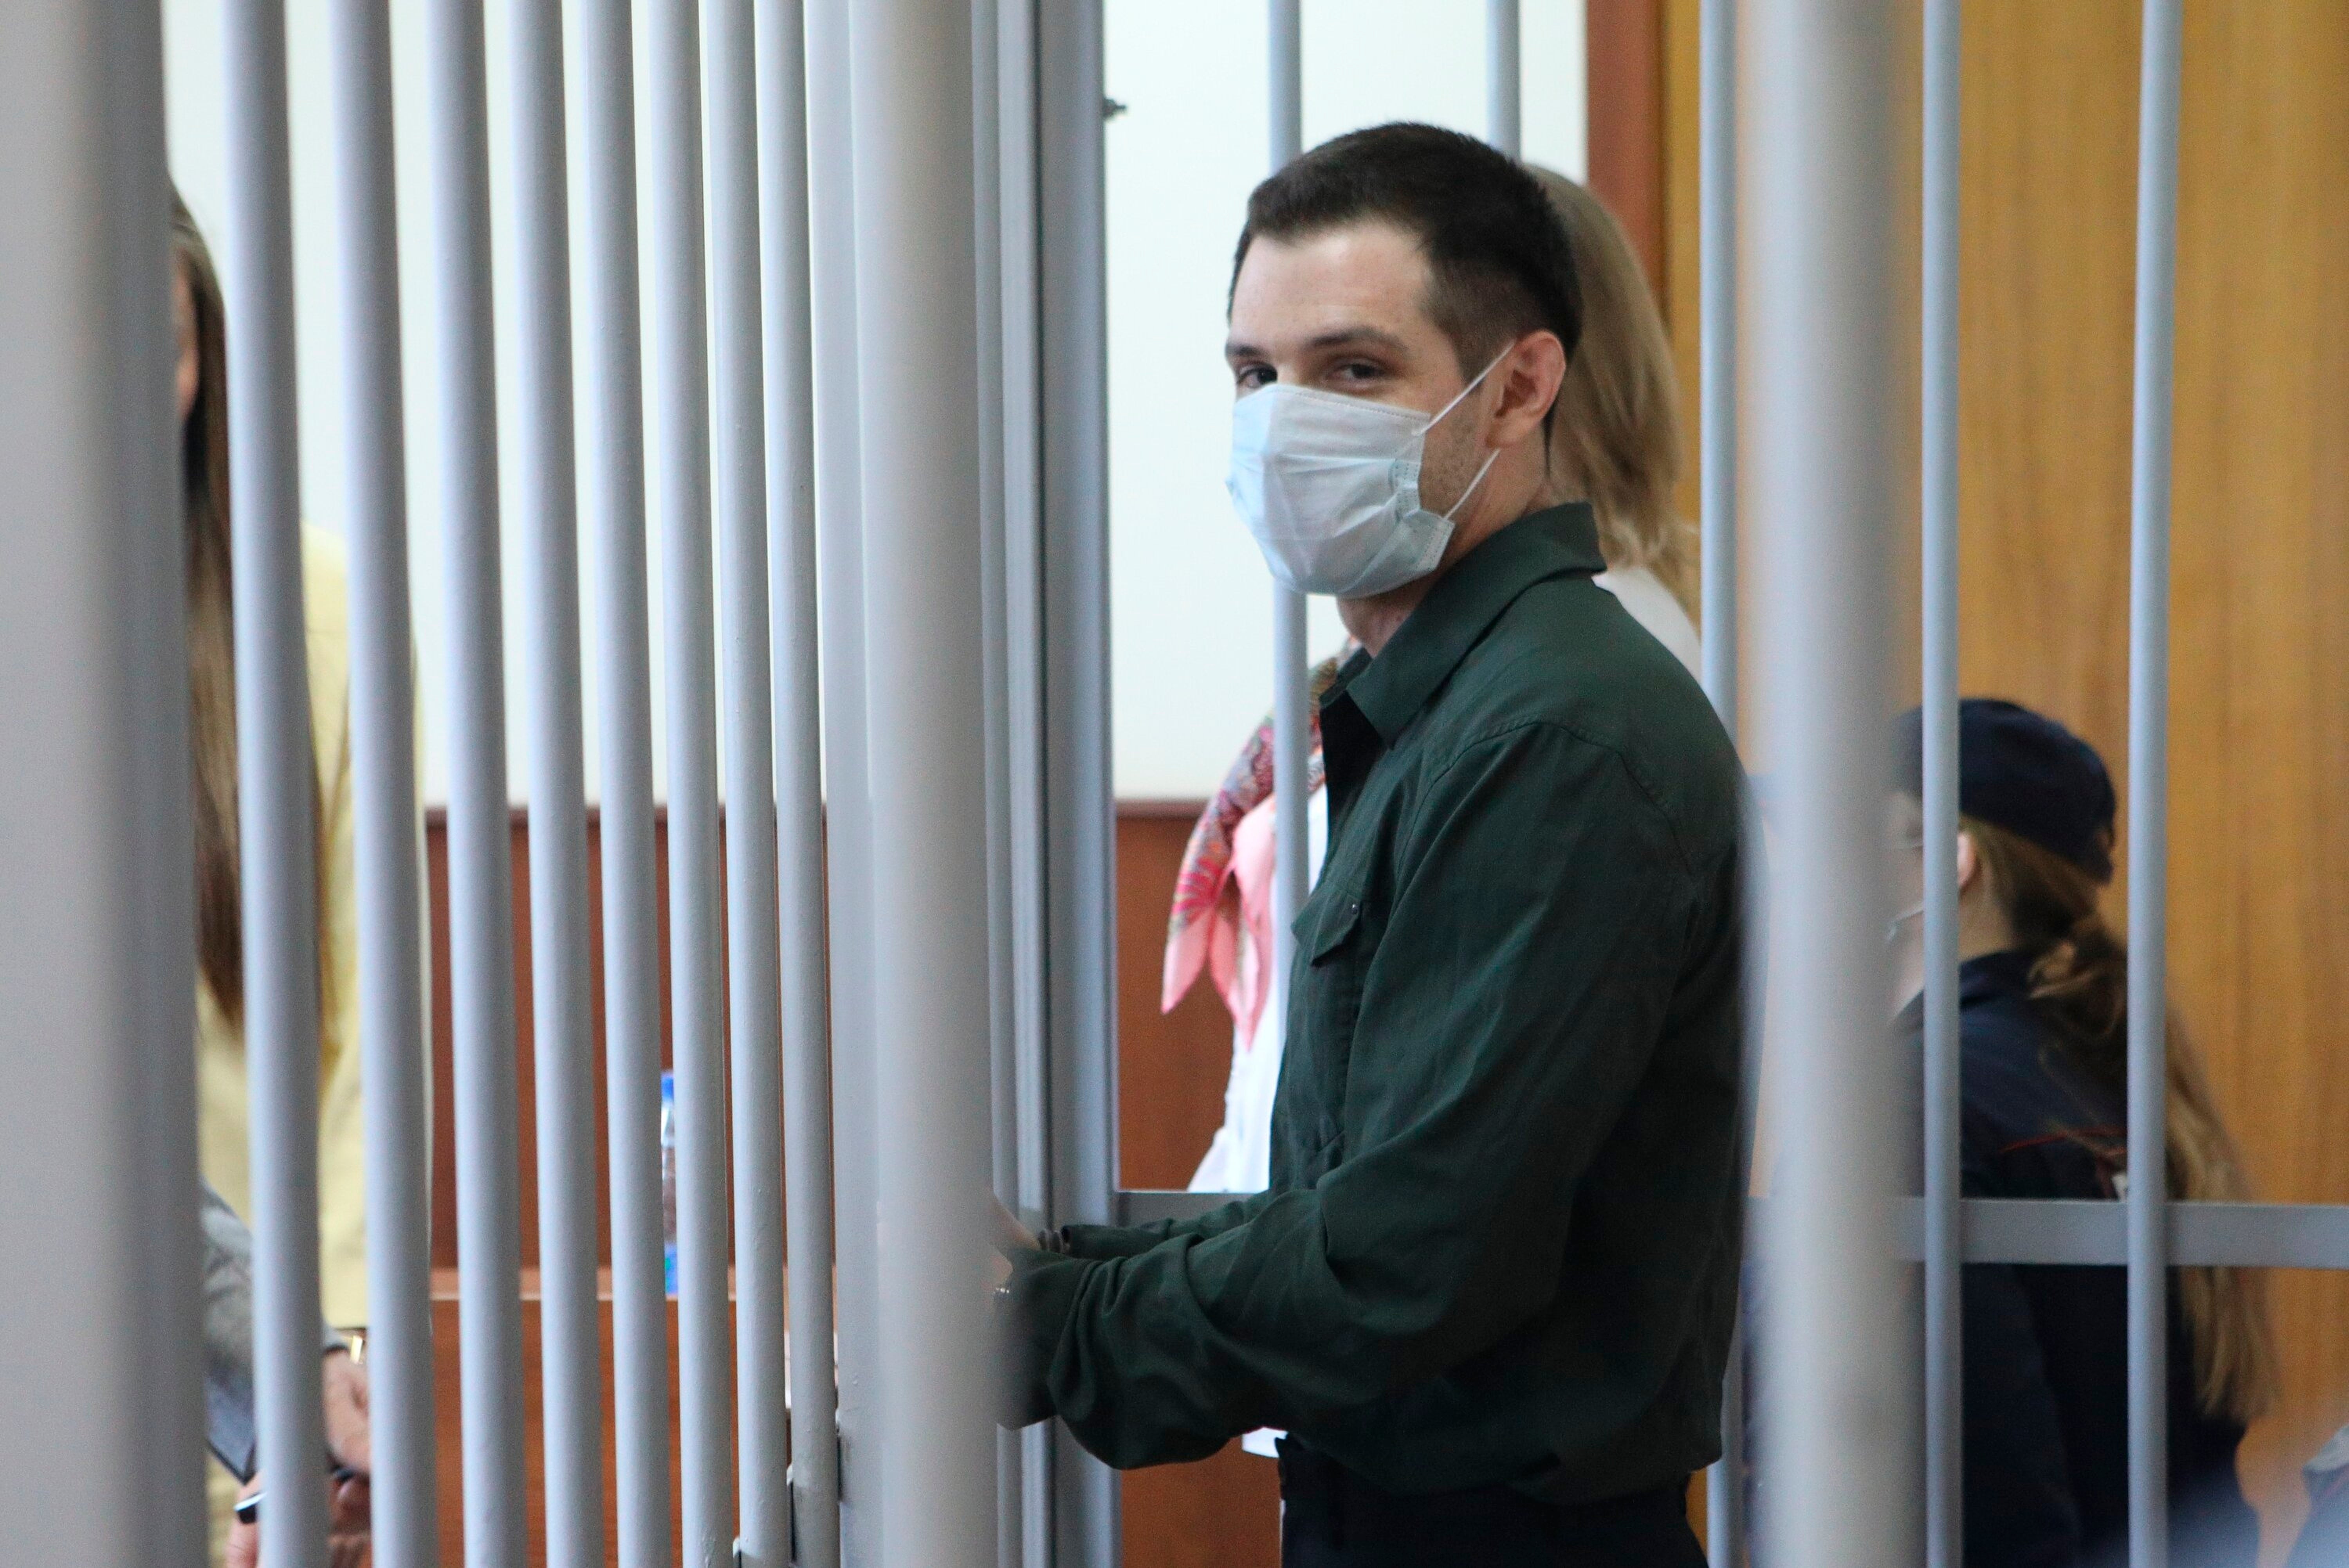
[
  {"left": 1160, "top": 171, "right": 1705, "bottom": 1373},
  {"left": 1884, "top": 699, "right": 2272, "bottom": 1567},
  {"left": 173, "top": 190, "right": 378, "bottom": 1561},
  {"left": 1526, "top": 164, "right": 1699, "bottom": 644}
]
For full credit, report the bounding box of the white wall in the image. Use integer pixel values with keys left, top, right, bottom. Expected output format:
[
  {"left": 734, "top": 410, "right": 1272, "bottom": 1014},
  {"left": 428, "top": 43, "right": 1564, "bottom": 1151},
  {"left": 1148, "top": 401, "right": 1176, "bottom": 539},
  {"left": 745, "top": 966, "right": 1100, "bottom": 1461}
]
[
  {"left": 162, "top": 0, "right": 1585, "bottom": 807},
  {"left": 1105, "top": 0, "right": 1586, "bottom": 799}
]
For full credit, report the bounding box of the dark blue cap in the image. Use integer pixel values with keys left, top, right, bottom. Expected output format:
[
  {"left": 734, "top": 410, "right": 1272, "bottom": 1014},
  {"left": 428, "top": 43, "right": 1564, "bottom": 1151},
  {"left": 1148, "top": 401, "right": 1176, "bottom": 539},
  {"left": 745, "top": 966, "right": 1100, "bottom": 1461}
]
[{"left": 1896, "top": 698, "right": 2116, "bottom": 883}]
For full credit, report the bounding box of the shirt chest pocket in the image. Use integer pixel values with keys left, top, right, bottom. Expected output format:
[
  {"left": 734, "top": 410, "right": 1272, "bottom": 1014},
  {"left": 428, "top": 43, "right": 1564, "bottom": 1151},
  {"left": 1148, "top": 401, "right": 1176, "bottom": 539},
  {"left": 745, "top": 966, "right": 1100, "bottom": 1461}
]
[{"left": 1286, "top": 881, "right": 1371, "bottom": 1145}]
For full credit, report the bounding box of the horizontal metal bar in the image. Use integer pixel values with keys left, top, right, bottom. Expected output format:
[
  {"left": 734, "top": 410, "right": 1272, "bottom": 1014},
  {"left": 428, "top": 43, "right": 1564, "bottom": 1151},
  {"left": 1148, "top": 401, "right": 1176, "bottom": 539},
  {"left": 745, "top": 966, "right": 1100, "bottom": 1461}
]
[
  {"left": 1115, "top": 1190, "right": 1236, "bottom": 1228},
  {"left": 1891, "top": 1199, "right": 2349, "bottom": 1270},
  {"left": 1124, "top": 1191, "right": 2349, "bottom": 1269}
]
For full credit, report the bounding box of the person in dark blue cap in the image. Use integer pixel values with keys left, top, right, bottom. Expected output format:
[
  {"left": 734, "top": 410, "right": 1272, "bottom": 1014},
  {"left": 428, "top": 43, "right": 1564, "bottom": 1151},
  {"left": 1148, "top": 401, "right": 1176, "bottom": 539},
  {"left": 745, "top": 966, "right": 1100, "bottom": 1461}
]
[{"left": 1886, "top": 698, "right": 2274, "bottom": 1568}]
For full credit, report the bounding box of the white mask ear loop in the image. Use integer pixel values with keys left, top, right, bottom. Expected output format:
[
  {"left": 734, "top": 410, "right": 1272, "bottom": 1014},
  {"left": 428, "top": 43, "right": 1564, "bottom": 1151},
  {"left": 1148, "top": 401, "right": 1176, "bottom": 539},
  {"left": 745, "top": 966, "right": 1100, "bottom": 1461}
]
[
  {"left": 1424, "top": 347, "right": 1513, "bottom": 523},
  {"left": 1444, "top": 448, "right": 1503, "bottom": 523},
  {"left": 1420, "top": 346, "right": 1515, "bottom": 434}
]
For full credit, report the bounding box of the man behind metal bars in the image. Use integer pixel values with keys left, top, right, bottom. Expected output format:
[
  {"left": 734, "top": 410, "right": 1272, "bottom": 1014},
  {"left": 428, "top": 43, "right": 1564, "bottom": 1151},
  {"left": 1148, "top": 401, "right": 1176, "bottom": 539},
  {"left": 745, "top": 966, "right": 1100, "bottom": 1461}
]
[{"left": 998, "top": 123, "right": 1746, "bottom": 1567}]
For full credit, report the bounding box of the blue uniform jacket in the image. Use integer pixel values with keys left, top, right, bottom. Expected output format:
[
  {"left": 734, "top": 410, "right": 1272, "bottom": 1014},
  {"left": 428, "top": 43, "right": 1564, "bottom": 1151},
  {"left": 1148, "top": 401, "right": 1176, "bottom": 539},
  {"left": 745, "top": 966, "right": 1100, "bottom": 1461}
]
[{"left": 1902, "top": 951, "right": 2256, "bottom": 1568}]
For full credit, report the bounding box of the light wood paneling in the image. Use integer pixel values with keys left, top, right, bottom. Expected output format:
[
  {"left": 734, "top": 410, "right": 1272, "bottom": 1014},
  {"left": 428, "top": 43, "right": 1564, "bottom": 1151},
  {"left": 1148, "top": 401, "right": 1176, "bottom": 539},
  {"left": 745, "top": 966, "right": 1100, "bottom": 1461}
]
[{"left": 1662, "top": 2, "right": 2349, "bottom": 1558}]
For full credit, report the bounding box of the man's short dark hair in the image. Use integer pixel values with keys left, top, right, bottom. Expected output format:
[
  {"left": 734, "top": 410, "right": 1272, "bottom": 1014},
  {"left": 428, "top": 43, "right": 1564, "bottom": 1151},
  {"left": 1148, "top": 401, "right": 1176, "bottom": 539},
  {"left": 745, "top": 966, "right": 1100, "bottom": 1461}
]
[{"left": 1232, "top": 121, "right": 1583, "bottom": 377}]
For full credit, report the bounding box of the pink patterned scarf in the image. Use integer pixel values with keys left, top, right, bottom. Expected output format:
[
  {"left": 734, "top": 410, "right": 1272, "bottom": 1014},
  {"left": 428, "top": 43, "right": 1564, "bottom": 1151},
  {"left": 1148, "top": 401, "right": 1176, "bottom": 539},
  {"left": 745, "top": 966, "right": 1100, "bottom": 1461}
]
[{"left": 1160, "top": 651, "right": 1349, "bottom": 1040}]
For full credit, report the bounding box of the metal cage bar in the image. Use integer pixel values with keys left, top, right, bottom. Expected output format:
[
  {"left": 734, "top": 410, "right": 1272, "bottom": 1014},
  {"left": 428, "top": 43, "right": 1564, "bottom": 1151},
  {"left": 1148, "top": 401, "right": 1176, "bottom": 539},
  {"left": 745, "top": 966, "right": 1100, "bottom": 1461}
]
[
  {"left": 326, "top": 0, "right": 439, "bottom": 1558},
  {"left": 645, "top": 0, "right": 737, "bottom": 1556},
  {"left": 1265, "top": 0, "right": 1310, "bottom": 1063},
  {"left": 847, "top": 0, "right": 998, "bottom": 1557},
  {"left": 996, "top": 1, "right": 1057, "bottom": 1559},
  {"left": 1697, "top": 0, "right": 1737, "bottom": 729},
  {"left": 508, "top": 0, "right": 606, "bottom": 1561},
  {"left": 424, "top": 0, "right": 530, "bottom": 1556},
  {"left": 706, "top": 0, "right": 793, "bottom": 1558},
  {"left": 1749, "top": 5, "right": 1913, "bottom": 1567},
  {"left": 2125, "top": 1, "right": 2185, "bottom": 1560},
  {"left": 1920, "top": 2, "right": 1964, "bottom": 1564},
  {"left": 1486, "top": 0, "right": 1521, "bottom": 158},
  {"left": 1696, "top": 0, "right": 1742, "bottom": 1559},
  {"left": 969, "top": 0, "right": 1034, "bottom": 1556},
  {"left": 575, "top": 0, "right": 677, "bottom": 1560},
  {"left": 1037, "top": 3, "right": 1119, "bottom": 1562},
  {"left": 807, "top": 0, "right": 884, "bottom": 1556},
  {"left": 756, "top": 2, "right": 844, "bottom": 1565},
  {"left": 0, "top": 1, "right": 202, "bottom": 1557},
  {"left": 224, "top": 2, "right": 332, "bottom": 1559}
]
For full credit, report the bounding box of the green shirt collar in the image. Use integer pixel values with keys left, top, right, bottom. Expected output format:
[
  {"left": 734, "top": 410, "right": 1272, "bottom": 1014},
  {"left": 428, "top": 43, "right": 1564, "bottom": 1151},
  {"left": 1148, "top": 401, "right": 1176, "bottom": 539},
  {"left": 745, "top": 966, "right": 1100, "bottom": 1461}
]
[{"left": 1337, "top": 502, "right": 1605, "bottom": 744}]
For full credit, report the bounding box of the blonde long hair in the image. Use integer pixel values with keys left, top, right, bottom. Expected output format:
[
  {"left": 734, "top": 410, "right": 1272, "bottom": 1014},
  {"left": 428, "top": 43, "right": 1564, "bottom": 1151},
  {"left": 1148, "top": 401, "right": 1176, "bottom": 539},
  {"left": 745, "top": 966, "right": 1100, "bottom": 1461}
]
[
  {"left": 1968, "top": 817, "right": 2278, "bottom": 1423},
  {"left": 1527, "top": 166, "right": 1697, "bottom": 616},
  {"left": 173, "top": 193, "right": 332, "bottom": 1034}
]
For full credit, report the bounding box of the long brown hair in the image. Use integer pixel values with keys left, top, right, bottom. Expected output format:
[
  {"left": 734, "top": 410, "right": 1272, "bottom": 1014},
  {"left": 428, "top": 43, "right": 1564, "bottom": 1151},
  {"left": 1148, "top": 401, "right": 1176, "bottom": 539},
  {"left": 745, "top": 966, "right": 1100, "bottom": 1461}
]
[
  {"left": 174, "top": 193, "right": 333, "bottom": 1033},
  {"left": 1967, "top": 816, "right": 2277, "bottom": 1422},
  {"left": 175, "top": 194, "right": 247, "bottom": 1020},
  {"left": 1526, "top": 167, "right": 1697, "bottom": 617}
]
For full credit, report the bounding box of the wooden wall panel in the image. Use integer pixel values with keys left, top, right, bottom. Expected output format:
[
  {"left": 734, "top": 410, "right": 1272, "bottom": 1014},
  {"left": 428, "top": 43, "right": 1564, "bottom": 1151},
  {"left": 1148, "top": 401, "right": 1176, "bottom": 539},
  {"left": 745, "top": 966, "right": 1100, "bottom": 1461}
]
[
  {"left": 1113, "top": 802, "right": 1283, "bottom": 1567},
  {"left": 1660, "top": 2, "right": 2349, "bottom": 1558},
  {"left": 1585, "top": 0, "right": 1667, "bottom": 297}
]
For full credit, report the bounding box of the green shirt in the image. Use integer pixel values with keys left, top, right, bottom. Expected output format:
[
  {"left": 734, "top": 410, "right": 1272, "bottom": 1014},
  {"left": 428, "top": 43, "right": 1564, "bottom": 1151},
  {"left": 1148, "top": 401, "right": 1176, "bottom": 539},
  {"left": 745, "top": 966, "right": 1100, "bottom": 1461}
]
[{"left": 1004, "top": 503, "right": 1747, "bottom": 1504}]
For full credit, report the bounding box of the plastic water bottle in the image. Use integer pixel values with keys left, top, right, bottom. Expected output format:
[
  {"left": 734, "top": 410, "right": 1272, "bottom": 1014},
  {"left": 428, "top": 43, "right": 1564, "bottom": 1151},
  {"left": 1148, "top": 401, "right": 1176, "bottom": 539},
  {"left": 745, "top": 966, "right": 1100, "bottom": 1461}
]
[{"left": 660, "top": 1069, "right": 678, "bottom": 1297}]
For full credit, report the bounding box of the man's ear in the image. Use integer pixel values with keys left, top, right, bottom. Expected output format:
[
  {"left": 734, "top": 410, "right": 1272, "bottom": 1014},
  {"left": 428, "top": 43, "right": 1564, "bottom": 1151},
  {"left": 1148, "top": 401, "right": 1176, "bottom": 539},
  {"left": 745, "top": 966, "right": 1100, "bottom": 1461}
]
[
  {"left": 1955, "top": 829, "right": 1982, "bottom": 896},
  {"left": 1487, "top": 330, "right": 1567, "bottom": 449}
]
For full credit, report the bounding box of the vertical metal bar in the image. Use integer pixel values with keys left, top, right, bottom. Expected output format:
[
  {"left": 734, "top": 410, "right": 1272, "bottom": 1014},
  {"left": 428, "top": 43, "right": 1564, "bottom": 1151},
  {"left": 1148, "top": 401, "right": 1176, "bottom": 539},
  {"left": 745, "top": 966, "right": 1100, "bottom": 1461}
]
[
  {"left": 975, "top": 0, "right": 1012, "bottom": 1208},
  {"left": 998, "top": 0, "right": 1048, "bottom": 1233},
  {"left": 1486, "top": 0, "right": 1521, "bottom": 157},
  {"left": 2126, "top": 2, "right": 2183, "bottom": 1561},
  {"left": 1036, "top": 4, "right": 1117, "bottom": 1562},
  {"left": 1696, "top": 4, "right": 1743, "bottom": 1548},
  {"left": 1750, "top": 4, "right": 1913, "bottom": 1566},
  {"left": 969, "top": 0, "right": 1027, "bottom": 1556},
  {"left": 1266, "top": 0, "right": 1309, "bottom": 1007},
  {"left": 1698, "top": 0, "right": 1745, "bottom": 1550},
  {"left": 1920, "top": 2, "right": 1964, "bottom": 1565},
  {"left": 425, "top": 0, "right": 528, "bottom": 1557},
  {"left": 508, "top": 0, "right": 602, "bottom": 1560},
  {"left": 327, "top": 0, "right": 437, "bottom": 1556},
  {"left": 996, "top": 2, "right": 1055, "bottom": 1558},
  {"left": 756, "top": 4, "right": 842, "bottom": 1563},
  {"left": 1267, "top": 0, "right": 1299, "bottom": 162},
  {"left": 0, "top": 0, "right": 202, "bottom": 1556},
  {"left": 806, "top": 0, "right": 882, "bottom": 1557},
  {"left": 575, "top": 0, "right": 675, "bottom": 1557},
  {"left": 1697, "top": 0, "right": 1737, "bottom": 728},
  {"left": 707, "top": 0, "right": 790, "bottom": 1555},
  {"left": 647, "top": 0, "right": 737, "bottom": 1555},
  {"left": 222, "top": 2, "right": 330, "bottom": 1562},
  {"left": 846, "top": 0, "right": 997, "bottom": 1559}
]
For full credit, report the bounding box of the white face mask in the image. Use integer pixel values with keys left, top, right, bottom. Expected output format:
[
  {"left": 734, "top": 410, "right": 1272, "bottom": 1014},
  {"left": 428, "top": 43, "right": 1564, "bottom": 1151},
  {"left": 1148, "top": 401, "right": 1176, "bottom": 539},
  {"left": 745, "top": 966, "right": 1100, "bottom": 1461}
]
[{"left": 1226, "top": 351, "right": 1507, "bottom": 598}]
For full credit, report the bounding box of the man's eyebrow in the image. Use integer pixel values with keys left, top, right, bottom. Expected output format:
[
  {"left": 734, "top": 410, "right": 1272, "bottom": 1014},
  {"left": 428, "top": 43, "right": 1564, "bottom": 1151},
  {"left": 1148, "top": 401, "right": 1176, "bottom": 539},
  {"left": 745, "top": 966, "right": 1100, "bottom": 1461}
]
[{"left": 1224, "top": 324, "right": 1409, "bottom": 360}]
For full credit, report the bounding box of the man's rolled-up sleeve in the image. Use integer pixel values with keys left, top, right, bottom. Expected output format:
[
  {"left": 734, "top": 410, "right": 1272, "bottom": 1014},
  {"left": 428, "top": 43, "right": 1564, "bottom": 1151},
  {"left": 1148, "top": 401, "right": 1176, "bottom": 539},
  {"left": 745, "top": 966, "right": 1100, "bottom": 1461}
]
[{"left": 1003, "top": 724, "right": 1697, "bottom": 1467}]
